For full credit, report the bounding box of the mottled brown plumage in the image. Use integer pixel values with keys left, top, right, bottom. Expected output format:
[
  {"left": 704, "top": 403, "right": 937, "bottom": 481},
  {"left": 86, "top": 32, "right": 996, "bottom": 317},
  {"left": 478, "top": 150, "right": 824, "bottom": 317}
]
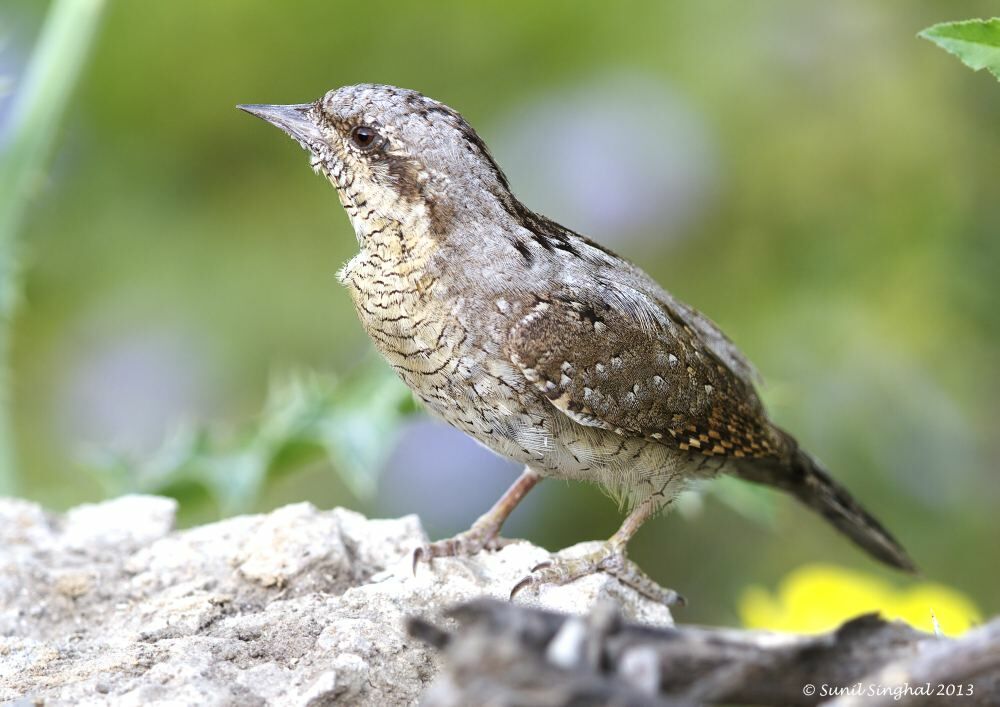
[
  {"left": 509, "top": 294, "right": 780, "bottom": 460},
  {"left": 239, "top": 84, "right": 915, "bottom": 602}
]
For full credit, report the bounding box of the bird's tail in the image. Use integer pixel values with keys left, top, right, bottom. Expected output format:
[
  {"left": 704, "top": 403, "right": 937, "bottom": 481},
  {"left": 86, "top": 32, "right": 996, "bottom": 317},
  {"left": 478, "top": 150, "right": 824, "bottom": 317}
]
[{"left": 738, "top": 428, "right": 917, "bottom": 573}]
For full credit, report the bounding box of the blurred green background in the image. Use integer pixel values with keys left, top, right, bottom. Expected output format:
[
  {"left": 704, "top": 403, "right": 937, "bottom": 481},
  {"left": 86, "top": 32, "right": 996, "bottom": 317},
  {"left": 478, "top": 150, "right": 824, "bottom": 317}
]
[{"left": 2, "top": 0, "right": 997, "bottom": 628}]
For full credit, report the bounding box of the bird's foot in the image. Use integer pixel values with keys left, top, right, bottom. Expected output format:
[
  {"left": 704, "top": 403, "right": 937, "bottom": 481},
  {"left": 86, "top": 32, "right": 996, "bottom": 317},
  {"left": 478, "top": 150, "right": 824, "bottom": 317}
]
[
  {"left": 509, "top": 542, "right": 686, "bottom": 607},
  {"left": 413, "top": 466, "right": 541, "bottom": 574},
  {"left": 412, "top": 519, "right": 514, "bottom": 574}
]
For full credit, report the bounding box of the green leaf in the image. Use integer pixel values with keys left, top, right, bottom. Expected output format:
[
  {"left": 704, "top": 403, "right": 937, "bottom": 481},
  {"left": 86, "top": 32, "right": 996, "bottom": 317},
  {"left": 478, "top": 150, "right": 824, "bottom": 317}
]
[
  {"left": 919, "top": 18, "right": 1000, "bottom": 81},
  {"left": 82, "top": 361, "right": 418, "bottom": 518}
]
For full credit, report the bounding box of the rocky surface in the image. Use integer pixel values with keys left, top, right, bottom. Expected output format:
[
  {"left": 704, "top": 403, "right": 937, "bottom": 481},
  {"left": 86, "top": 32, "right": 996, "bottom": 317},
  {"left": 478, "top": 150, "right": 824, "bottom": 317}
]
[{"left": 0, "top": 496, "right": 672, "bottom": 705}]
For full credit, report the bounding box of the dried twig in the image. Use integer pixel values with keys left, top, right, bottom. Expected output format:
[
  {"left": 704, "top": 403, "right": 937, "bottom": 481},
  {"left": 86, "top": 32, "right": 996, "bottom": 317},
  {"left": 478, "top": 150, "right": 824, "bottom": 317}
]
[{"left": 409, "top": 598, "right": 1000, "bottom": 706}]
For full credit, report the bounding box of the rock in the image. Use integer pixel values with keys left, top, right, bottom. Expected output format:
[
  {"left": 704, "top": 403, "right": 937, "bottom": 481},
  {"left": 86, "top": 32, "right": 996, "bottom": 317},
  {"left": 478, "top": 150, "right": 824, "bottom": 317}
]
[{"left": 0, "top": 496, "right": 672, "bottom": 705}]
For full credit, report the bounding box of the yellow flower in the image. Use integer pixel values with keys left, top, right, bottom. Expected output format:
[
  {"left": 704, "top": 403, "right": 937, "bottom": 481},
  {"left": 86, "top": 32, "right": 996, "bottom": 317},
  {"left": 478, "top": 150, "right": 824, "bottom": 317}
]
[{"left": 739, "top": 564, "right": 981, "bottom": 636}]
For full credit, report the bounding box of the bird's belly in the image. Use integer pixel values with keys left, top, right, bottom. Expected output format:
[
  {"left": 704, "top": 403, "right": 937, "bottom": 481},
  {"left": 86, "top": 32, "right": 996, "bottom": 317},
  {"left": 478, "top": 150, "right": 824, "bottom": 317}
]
[{"left": 412, "top": 364, "right": 689, "bottom": 496}]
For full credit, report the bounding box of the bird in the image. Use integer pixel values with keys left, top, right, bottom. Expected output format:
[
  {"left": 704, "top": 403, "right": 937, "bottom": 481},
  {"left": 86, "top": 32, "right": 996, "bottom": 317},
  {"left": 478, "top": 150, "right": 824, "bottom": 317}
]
[{"left": 238, "top": 84, "right": 915, "bottom": 603}]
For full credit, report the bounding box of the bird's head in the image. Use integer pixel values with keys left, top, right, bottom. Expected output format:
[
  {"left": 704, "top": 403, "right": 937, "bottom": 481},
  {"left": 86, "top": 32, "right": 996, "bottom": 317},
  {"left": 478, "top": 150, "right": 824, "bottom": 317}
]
[{"left": 239, "top": 84, "right": 512, "bottom": 241}]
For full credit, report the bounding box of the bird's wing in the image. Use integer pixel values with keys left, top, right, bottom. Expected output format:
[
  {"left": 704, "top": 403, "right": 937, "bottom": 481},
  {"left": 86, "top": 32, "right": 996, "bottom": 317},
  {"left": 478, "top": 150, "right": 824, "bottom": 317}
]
[
  {"left": 656, "top": 290, "right": 761, "bottom": 386},
  {"left": 507, "top": 283, "right": 781, "bottom": 460}
]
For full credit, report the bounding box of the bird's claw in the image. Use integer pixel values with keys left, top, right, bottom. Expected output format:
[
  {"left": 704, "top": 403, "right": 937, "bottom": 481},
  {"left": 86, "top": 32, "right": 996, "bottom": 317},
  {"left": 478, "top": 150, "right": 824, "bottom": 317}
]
[
  {"left": 509, "top": 545, "right": 686, "bottom": 607},
  {"left": 411, "top": 523, "right": 511, "bottom": 576},
  {"left": 411, "top": 545, "right": 427, "bottom": 576}
]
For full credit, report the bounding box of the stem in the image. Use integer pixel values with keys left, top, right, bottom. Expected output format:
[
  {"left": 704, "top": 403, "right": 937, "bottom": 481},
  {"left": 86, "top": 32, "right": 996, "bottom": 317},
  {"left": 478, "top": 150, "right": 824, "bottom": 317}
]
[{"left": 0, "top": 0, "right": 106, "bottom": 494}]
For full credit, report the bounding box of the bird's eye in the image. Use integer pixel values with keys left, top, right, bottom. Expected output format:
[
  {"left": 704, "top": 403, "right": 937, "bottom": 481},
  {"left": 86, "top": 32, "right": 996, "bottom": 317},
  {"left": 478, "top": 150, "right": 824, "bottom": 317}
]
[{"left": 350, "top": 125, "right": 380, "bottom": 151}]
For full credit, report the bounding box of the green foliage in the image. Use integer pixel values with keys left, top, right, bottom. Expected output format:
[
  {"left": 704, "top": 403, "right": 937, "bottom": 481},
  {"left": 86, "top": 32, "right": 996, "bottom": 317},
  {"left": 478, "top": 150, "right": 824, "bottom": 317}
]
[
  {"left": 919, "top": 18, "right": 1000, "bottom": 81},
  {"left": 87, "top": 362, "right": 417, "bottom": 517},
  {"left": 0, "top": 0, "right": 106, "bottom": 493},
  {"left": 703, "top": 475, "right": 778, "bottom": 527}
]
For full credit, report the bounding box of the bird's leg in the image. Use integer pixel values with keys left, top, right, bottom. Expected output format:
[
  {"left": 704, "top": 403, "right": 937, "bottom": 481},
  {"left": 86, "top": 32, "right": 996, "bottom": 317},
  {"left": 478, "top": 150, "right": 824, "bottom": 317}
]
[
  {"left": 510, "top": 494, "right": 685, "bottom": 606},
  {"left": 413, "top": 466, "right": 540, "bottom": 572}
]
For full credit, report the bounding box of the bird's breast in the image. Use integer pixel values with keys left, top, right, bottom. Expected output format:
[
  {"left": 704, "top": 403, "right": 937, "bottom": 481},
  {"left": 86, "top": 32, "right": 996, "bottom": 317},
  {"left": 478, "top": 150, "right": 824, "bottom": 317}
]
[{"left": 339, "top": 246, "right": 453, "bottom": 367}]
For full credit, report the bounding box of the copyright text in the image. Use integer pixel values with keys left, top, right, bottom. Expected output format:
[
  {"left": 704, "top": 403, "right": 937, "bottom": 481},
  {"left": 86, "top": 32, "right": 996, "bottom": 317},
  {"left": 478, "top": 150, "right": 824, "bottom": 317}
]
[{"left": 802, "top": 682, "right": 974, "bottom": 700}]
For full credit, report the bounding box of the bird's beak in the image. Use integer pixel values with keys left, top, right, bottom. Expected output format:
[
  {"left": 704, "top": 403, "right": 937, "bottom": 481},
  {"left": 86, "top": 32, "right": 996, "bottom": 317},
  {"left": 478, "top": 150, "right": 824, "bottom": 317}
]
[{"left": 237, "top": 103, "right": 324, "bottom": 147}]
